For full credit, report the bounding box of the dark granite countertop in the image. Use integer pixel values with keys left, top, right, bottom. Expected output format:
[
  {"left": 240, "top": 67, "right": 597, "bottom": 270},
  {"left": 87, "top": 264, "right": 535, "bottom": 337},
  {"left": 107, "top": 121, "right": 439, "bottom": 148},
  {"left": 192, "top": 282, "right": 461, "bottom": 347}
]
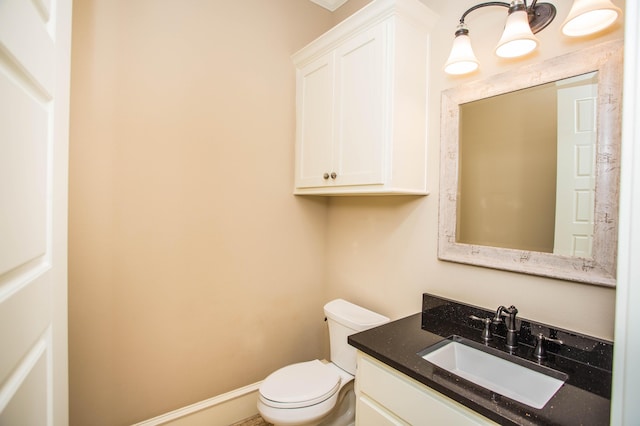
[{"left": 348, "top": 293, "right": 613, "bottom": 426}]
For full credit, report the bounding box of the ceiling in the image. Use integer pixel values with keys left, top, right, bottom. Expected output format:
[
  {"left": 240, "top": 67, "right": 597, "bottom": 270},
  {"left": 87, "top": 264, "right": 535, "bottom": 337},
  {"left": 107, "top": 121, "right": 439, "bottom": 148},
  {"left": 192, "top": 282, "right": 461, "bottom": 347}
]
[{"left": 309, "top": 0, "right": 350, "bottom": 11}]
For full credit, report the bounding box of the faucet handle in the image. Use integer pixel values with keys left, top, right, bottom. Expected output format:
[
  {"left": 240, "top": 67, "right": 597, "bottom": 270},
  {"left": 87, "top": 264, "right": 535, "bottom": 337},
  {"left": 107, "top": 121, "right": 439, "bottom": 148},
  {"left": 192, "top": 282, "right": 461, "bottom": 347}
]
[
  {"left": 469, "top": 315, "right": 493, "bottom": 342},
  {"left": 533, "top": 332, "right": 564, "bottom": 359}
]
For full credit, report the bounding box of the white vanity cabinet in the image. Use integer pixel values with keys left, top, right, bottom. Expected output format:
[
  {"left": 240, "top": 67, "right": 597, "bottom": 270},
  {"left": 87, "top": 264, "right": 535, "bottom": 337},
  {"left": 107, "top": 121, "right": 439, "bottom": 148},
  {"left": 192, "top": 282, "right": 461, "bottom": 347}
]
[
  {"left": 355, "top": 352, "right": 498, "bottom": 425},
  {"left": 292, "top": 0, "right": 437, "bottom": 195}
]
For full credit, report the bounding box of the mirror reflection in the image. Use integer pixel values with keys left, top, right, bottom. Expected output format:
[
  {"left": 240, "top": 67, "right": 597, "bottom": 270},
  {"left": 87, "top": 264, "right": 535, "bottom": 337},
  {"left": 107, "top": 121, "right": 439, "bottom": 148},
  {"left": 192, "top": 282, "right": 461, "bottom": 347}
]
[{"left": 457, "top": 72, "right": 598, "bottom": 258}]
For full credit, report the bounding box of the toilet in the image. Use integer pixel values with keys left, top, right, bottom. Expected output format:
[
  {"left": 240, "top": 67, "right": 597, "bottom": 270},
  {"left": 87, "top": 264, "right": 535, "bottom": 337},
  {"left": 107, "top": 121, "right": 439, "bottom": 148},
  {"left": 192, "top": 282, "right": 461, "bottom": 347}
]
[{"left": 257, "top": 299, "right": 389, "bottom": 426}]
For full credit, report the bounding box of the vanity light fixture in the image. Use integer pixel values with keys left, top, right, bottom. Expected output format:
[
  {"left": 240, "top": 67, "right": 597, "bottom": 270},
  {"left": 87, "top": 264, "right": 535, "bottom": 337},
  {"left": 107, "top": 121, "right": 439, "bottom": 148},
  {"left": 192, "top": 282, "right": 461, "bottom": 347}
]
[
  {"left": 444, "top": 0, "right": 621, "bottom": 76},
  {"left": 561, "top": 0, "right": 622, "bottom": 37},
  {"left": 494, "top": 0, "right": 541, "bottom": 59}
]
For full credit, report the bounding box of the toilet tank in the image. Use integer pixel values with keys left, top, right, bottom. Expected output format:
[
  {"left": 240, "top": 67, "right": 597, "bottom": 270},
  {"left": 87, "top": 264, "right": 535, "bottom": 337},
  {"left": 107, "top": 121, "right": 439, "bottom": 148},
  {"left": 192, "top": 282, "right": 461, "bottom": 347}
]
[{"left": 324, "top": 299, "right": 389, "bottom": 375}]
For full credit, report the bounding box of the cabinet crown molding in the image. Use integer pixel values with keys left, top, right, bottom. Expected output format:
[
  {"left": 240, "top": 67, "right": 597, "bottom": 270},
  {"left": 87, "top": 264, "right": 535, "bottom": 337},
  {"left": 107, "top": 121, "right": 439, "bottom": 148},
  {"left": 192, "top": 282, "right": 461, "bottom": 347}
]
[{"left": 294, "top": 0, "right": 438, "bottom": 67}]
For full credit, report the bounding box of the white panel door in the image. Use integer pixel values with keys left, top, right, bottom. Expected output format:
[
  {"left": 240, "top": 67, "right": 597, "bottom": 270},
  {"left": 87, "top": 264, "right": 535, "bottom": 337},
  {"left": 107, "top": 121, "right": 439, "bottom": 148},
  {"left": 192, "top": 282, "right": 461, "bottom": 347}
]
[
  {"left": 554, "top": 76, "right": 598, "bottom": 257},
  {"left": 0, "top": 0, "right": 71, "bottom": 424}
]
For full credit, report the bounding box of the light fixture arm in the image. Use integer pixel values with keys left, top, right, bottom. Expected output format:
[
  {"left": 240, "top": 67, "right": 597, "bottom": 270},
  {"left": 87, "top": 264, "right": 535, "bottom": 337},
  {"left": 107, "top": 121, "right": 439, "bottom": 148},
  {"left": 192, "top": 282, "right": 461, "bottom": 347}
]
[
  {"left": 459, "top": 2, "right": 510, "bottom": 25},
  {"left": 458, "top": 1, "right": 556, "bottom": 34}
]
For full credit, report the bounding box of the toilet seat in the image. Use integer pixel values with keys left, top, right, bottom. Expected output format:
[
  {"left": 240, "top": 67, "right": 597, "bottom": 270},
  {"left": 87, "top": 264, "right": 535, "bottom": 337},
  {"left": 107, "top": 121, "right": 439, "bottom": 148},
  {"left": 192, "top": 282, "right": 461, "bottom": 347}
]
[{"left": 259, "top": 360, "right": 341, "bottom": 409}]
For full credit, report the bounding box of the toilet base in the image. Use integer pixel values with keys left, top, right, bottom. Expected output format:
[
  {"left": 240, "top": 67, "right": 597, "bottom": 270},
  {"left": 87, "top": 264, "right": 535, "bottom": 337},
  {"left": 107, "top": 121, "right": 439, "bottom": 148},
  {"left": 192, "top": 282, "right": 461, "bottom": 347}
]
[{"left": 317, "top": 382, "right": 355, "bottom": 426}]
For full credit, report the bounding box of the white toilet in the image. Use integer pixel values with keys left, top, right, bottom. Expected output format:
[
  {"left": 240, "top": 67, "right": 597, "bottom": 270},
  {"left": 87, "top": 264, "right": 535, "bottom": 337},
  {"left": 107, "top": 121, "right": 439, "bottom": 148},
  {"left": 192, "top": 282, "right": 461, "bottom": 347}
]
[{"left": 257, "top": 299, "right": 389, "bottom": 426}]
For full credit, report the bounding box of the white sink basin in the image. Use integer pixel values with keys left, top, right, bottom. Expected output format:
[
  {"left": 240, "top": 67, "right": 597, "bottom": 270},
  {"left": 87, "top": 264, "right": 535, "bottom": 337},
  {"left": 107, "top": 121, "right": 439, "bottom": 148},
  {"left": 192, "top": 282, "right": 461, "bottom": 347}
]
[{"left": 420, "top": 338, "right": 567, "bottom": 409}]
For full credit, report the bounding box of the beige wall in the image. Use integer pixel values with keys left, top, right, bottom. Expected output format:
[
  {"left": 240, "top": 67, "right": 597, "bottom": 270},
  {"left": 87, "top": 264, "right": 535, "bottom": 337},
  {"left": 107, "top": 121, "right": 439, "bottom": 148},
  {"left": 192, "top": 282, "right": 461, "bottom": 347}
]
[
  {"left": 69, "top": 1, "right": 335, "bottom": 425},
  {"left": 69, "top": 0, "right": 625, "bottom": 425},
  {"left": 331, "top": 0, "right": 372, "bottom": 23},
  {"left": 326, "top": 0, "right": 624, "bottom": 338}
]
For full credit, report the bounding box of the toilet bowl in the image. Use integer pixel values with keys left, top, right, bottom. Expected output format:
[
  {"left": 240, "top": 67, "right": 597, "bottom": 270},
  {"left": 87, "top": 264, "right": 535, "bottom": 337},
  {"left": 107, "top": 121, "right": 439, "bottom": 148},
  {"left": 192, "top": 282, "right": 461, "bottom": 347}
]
[
  {"left": 258, "top": 360, "right": 353, "bottom": 426},
  {"left": 257, "top": 299, "right": 389, "bottom": 426}
]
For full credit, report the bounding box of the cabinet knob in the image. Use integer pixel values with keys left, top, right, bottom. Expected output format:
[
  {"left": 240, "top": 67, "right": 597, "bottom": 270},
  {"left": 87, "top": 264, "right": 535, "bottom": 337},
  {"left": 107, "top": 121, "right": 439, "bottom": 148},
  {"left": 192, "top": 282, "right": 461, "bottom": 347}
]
[
  {"left": 323, "top": 173, "right": 330, "bottom": 180},
  {"left": 330, "top": 172, "right": 337, "bottom": 179}
]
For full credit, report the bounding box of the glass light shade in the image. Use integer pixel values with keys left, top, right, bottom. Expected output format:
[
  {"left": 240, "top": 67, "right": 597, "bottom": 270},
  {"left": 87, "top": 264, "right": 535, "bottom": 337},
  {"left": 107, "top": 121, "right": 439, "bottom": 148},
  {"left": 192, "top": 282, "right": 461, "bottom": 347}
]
[
  {"left": 495, "top": 7, "right": 539, "bottom": 58},
  {"left": 561, "top": 0, "right": 622, "bottom": 36},
  {"left": 444, "top": 29, "right": 479, "bottom": 75}
]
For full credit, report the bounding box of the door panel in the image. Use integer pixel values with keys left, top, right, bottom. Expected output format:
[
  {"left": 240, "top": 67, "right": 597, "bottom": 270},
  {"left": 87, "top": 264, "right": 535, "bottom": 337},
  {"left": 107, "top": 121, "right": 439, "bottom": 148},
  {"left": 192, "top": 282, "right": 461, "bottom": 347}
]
[
  {"left": 0, "top": 0, "right": 70, "bottom": 424},
  {"left": 0, "top": 277, "right": 51, "bottom": 381},
  {"left": 0, "top": 74, "right": 49, "bottom": 276},
  {"left": 555, "top": 79, "right": 598, "bottom": 257},
  {"left": 0, "top": 0, "right": 55, "bottom": 97},
  {"left": 0, "top": 334, "right": 50, "bottom": 426}
]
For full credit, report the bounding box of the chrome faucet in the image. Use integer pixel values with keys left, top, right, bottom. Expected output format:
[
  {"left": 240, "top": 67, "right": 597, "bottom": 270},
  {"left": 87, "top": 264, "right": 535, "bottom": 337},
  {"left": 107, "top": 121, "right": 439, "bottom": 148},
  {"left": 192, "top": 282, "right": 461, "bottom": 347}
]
[{"left": 493, "top": 305, "right": 519, "bottom": 349}]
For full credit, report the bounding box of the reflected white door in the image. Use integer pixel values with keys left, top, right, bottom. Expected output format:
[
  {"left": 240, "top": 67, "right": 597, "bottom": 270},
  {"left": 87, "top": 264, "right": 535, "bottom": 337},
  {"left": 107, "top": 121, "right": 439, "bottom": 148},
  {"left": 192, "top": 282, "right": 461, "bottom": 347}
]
[
  {"left": 554, "top": 75, "right": 598, "bottom": 257},
  {"left": 0, "top": 0, "right": 71, "bottom": 424}
]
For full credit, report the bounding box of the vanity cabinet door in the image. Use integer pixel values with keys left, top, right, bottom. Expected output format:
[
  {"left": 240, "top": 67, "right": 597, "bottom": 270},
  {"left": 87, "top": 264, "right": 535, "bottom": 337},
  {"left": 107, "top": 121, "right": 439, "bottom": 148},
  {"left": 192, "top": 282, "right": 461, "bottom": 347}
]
[
  {"left": 356, "top": 352, "right": 498, "bottom": 425},
  {"left": 357, "top": 394, "right": 408, "bottom": 426}
]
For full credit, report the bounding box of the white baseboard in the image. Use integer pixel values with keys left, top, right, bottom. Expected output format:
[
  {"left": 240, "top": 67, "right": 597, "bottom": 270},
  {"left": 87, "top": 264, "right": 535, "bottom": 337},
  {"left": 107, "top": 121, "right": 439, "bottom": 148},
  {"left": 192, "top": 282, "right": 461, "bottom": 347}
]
[{"left": 132, "top": 381, "right": 262, "bottom": 426}]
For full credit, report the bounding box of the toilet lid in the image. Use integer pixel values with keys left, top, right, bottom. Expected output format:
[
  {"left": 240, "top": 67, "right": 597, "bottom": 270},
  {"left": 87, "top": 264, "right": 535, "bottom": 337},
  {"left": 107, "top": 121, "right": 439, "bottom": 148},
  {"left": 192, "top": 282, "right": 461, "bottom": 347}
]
[{"left": 259, "top": 360, "right": 341, "bottom": 408}]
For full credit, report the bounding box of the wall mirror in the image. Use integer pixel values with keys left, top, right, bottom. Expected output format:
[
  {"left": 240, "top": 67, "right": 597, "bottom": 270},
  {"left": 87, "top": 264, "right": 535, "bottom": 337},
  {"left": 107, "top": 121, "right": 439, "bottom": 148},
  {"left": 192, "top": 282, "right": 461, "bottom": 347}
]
[{"left": 439, "top": 40, "right": 623, "bottom": 287}]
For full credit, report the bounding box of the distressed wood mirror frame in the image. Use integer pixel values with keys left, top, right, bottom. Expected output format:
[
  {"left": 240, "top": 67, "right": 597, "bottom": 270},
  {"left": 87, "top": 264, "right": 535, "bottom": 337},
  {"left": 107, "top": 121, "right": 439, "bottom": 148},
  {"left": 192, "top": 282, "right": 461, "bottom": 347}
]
[{"left": 439, "top": 40, "right": 623, "bottom": 287}]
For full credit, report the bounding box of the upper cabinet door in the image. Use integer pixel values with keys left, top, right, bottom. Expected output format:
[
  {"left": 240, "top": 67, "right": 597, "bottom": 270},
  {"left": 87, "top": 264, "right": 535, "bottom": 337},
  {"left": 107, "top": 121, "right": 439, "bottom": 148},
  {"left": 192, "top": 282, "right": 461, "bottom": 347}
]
[
  {"left": 292, "top": 0, "right": 438, "bottom": 195},
  {"left": 295, "top": 54, "right": 335, "bottom": 189},
  {"left": 333, "top": 25, "right": 387, "bottom": 188}
]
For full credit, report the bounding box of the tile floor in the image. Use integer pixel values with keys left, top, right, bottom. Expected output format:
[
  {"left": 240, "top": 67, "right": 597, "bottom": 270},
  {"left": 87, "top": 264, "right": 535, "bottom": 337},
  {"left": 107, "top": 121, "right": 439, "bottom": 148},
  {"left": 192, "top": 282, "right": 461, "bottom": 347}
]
[{"left": 229, "top": 414, "right": 273, "bottom": 426}]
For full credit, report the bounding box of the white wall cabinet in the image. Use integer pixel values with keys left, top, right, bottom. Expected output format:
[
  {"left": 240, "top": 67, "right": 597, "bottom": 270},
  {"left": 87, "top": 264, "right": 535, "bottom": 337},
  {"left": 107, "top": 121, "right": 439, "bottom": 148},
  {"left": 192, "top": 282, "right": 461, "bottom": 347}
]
[
  {"left": 292, "top": 0, "right": 437, "bottom": 195},
  {"left": 355, "top": 352, "right": 498, "bottom": 426}
]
